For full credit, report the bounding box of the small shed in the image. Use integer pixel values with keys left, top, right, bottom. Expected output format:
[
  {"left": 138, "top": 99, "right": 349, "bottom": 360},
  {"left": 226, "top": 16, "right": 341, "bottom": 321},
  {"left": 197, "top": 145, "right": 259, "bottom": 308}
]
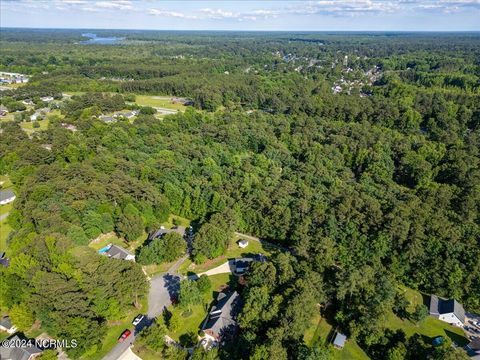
[
  {"left": 238, "top": 239, "right": 249, "bottom": 248},
  {"left": 333, "top": 332, "right": 347, "bottom": 349}
]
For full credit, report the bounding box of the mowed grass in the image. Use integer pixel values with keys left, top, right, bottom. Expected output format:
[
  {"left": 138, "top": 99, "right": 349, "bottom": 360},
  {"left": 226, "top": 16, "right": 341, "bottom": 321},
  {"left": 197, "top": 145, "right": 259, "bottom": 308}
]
[
  {"left": 179, "top": 236, "right": 275, "bottom": 275},
  {"left": 0, "top": 218, "right": 12, "bottom": 251},
  {"left": 20, "top": 119, "right": 49, "bottom": 135},
  {"left": 88, "top": 233, "right": 128, "bottom": 251},
  {"left": 0, "top": 202, "right": 12, "bottom": 216},
  {"left": 134, "top": 95, "right": 187, "bottom": 111},
  {"left": 162, "top": 214, "right": 191, "bottom": 228},
  {"left": 305, "top": 311, "right": 370, "bottom": 360}
]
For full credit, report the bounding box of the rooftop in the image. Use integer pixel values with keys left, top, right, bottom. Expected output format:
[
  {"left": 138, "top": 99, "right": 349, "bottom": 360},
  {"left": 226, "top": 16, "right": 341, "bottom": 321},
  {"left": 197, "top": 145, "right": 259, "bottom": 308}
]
[{"left": 0, "top": 189, "right": 16, "bottom": 202}]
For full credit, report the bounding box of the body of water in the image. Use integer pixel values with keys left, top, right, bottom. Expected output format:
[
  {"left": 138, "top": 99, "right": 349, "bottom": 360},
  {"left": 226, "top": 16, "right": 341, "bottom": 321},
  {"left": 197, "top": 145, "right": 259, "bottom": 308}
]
[{"left": 81, "top": 33, "right": 124, "bottom": 45}]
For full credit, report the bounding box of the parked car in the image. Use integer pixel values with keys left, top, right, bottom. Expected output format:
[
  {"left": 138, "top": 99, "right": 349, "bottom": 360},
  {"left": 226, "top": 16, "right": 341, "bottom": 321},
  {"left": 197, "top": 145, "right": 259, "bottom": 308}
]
[
  {"left": 118, "top": 329, "right": 132, "bottom": 342},
  {"left": 132, "top": 314, "right": 145, "bottom": 326}
]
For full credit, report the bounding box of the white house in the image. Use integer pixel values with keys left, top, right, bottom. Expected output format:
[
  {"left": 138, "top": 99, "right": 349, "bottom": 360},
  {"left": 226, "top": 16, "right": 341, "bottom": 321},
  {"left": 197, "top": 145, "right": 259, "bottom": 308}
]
[
  {"left": 0, "top": 189, "right": 16, "bottom": 205},
  {"left": 333, "top": 332, "right": 347, "bottom": 349},
  {"left": 40, "top": 96, "right": 54, "bottom": 102},
  {"left": 0, "top": 316, "right": 17, "bottom": 334},
  {"left": 429, "top": 295, "right": 465, "bottom": 327},
  {"left": 237, "top": 239, "right": 249, "bottom": 248}
]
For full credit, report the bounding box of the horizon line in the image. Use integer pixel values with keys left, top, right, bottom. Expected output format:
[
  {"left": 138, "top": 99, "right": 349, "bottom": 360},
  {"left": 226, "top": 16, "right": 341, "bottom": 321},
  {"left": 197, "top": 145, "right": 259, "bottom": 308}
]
[{"left": 2, "top": 26, "right": 480, "bottom": 33}]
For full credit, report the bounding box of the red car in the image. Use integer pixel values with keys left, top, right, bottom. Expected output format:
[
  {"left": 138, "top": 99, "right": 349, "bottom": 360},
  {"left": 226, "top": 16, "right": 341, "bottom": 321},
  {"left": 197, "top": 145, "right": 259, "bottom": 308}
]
[{"left": 118, "top": 329, "right": 132, "bottom": 343}]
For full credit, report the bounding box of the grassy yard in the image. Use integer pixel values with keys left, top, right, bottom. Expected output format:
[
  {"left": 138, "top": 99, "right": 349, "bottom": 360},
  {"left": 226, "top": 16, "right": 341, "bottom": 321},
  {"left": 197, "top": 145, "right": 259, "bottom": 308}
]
[
  {"left": 134, "top": 95, "right": 187, "bottom": 111},
  {"left": 0, "top": 203, "right": 12, "bottom": 217},
  {"left": 20, "top": 119, "right": 49, "bottom": 135},
  {"left": 0, "top": 175, "right": 13, "bottom": 188},
  {"left": 162, "top": 214, "right": 191, "bottom": 228},
  {"left": 305, "top": 312, "right": 370, "bottom": 360},
  {"left": 0, "top": 219, "right": 12, "bottom": 250},
  {"left": 179, "top": 236, "right": 276, "bottom": 276},
  {"left": 88, "top": 233, "right": 128, "bottom": 251}
]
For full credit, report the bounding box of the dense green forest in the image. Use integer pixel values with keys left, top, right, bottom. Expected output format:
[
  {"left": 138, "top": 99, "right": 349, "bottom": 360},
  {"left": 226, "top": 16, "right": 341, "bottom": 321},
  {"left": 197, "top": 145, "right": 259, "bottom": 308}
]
[{"left": 0, "top": 30, "right": 479, "bottom": 359}]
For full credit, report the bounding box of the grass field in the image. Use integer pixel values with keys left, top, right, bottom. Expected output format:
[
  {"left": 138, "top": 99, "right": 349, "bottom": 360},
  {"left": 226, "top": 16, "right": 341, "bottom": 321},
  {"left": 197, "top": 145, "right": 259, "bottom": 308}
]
[
  {"left": 88, "top": 233, "right": 128, "bottom": 251},
  {"left": 162, "top": 214, "right": 191, "bottom": 228},
  {"left": 0, "top": 219, "right": 12, "bottom": 251},
  {"left": 178, "top": 236, "right": 276, "bottom": 275},
  {"left": 0, "top": 202, "right": 12, "bottom": 216},
  {"left": 134, "top": 95, "right": 187, "bottom": 111},
  {"left": 0, "top": 175, "right": 13, "bottom": 188},
  {"left": 20, "top": 119, "right": 49, "bottom": 135}
]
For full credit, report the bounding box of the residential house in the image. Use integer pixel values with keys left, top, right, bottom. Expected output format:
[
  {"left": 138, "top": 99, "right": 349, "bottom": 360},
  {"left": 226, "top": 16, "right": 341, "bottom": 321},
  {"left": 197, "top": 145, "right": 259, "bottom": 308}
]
[
  {"left": 60, "top": 123, "right": 77, "bottom": 132},
  {"left": 104, "top": 245, "right": 135, "bottom": 261},
  {"left": 0, "top": 334, "right": 42, "bottom": 360},
  {"left": 22, "top": 99, "right": 34, "bottom": 106},
  {"left": 429, "top": 295, "right": 465, "bottom": 327},
  {"left": 0, "top": 189, "right": 16, "bottom": 205},
  {"left": 202, "top": 291, "right": 240, "bottom": 342},
  {"left": 234, "top": 258, "right": 254, "bottom": 275},
  {"left": 0, "top": 252, "right": 10, "bottom": 268},
  {"left": 237, "top": 239, "right": 249, "bottom": 248},
  {"left": 40, "top": 96, "right": 54, "bottom": 102},
  {"left": 0, "top": 316, "right": 17, "bottom": 334},
  {"left": 99, "top": 115, "right": 116, "bottom": 123},
  {"left": 333, "top": 332, "right": 347, "bottom": 349}
]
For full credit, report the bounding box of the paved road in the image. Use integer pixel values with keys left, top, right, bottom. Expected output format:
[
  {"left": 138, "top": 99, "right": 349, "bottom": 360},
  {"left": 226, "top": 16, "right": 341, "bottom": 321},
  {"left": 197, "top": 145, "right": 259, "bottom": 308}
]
[
  {"left": 0, "top": 212, "right": 9, "bottom": 221},
  {"left": 103, "top": 260, "right": 185, "bottom": 360}
]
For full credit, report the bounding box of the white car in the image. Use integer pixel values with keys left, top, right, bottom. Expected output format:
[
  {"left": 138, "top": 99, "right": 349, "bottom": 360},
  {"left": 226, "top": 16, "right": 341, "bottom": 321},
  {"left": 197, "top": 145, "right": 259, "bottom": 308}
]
[{"left": 132, "top": 314, "right": 145, "bottom": 326}]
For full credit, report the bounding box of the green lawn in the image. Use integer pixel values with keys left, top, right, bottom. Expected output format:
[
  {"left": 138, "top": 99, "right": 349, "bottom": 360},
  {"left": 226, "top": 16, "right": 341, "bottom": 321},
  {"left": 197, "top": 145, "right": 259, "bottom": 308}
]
[
  {"left": 134, "top": 95, "right": 187, "bottom": 111},
  {"left": 305, "top": 311, "right": 370, "bottom": 360},
  {"left": 162, "top": 214, "right": 191, "bottom": 228},
  {"left": 88, "top": 233, "right": 127, "bottom": 251},
  {"left": 179, "top": 236, "right": 275, "bottom": 275},
  {"left": 0, "top": 175, "right": 13, "bottom": 188},
  {"left": 20, "top": 119, "right": 49, "bottom": 135},
  {"left": 0, "top": 203, "right": 12, "bottom": 216}
]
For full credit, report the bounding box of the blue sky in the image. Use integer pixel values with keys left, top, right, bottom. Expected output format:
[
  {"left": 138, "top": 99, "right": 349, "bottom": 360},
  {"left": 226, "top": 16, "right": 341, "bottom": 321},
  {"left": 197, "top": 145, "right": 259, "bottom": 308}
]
[{"left": 1, "top": 1, "right": 479, "bottom": 31}]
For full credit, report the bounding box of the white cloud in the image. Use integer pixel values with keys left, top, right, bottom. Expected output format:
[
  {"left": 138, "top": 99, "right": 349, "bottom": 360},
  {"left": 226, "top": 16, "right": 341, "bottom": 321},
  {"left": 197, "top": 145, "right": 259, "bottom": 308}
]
[{"left": 148, "top": 8, "right": 198, "bottom": 19}]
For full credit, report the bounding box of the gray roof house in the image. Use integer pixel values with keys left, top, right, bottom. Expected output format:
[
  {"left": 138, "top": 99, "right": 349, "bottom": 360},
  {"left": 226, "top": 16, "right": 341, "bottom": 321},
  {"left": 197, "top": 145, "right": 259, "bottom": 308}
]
[
  {"left": 203, "top": 291, "right": 240, "bottom": 342},
  {"left": 105, "top": 245, "right": 135, "bottom": 261},
  {"left": 0, "top": 189, "right": 16, "bottom": 205},
  {"left": 0, "top": 252, "right": 10, "bottom": 268},
  {"left": 429, "top": 295, "right": 465, "bottom": 327},
  {"left": 0, "top": 334, "right": 42, "bottom": 360},
  {"left": 333, "top": 332, "right": 347, "bottom": 349},
  {"left": 99, "top": 115, "right": 116, "bottom": 123},
  {"left": 0, "top": 316, "right": 17, "bottom": 334}
]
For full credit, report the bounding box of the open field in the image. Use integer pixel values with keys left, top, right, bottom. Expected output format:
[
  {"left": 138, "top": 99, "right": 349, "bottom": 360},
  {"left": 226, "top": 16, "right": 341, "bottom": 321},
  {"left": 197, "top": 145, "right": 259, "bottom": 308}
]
[
  {"left": 20, "top": 119, "right": 49, "bottom": 135},
  {"left": 134, "top": 95, "right": 187, "bottom": 111}
]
